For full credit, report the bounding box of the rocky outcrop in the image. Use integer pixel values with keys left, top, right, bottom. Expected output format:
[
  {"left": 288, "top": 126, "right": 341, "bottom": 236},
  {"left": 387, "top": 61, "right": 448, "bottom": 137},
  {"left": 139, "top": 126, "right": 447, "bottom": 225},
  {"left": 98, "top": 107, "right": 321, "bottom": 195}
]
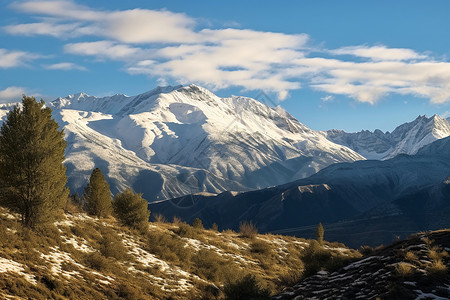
[{"left": 273, "top": 230, "right": 450, "bottom": 300}]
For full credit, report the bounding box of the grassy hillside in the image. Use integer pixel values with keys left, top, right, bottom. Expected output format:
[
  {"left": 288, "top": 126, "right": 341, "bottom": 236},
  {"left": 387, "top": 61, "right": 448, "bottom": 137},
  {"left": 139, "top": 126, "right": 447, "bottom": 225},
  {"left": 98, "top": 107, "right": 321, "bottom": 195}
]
[
  {"left": 274, "top": 229, "right": 450, "bottom": 299},
  {"left": 0, "top": 206, "right": 360, "bottom": 299}
]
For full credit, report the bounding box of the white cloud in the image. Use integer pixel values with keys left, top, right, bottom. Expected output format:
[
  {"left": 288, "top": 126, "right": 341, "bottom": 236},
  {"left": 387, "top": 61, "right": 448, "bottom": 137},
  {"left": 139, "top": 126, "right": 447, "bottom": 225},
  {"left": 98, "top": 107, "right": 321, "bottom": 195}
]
[
  {"left": 6, "top": 0, "right": 450, "bottom": 104},
  {"left": 44, "top": 62, "right": 87, "bottom": 71},
  {"left": 321, "top": 95, "right": 334, "bottom": 102},
  {"left": 0, "top": 48, "right": 39, "bottom": 68},
  {"left": 442, "top": 111, "right": 450, "bottom": 119},
  {"left": 4, "top": 22, "right": 83, "bottom": 38},
  {"left": 8, "top": 1, "right": 197, "bottom": 43},
  {"left": 330, "top": 45, "right": 426, "bottom": 61},
  {"left": 304, "top": 59, "right": 450, "bottom": 104},
  {"left": 64, "top": 41, "right": 144, "bottom": 60},
  {"left": 0, "top": 86, "right": 27, "bottom": 102}
]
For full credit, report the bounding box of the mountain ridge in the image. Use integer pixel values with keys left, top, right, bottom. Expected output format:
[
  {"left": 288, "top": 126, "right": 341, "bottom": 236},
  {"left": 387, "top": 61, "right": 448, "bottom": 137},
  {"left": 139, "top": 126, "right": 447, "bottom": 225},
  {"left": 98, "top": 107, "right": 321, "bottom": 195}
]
[
  {"left": 42, "top": 84, "right": 365, "bottom": 199},
  {"left": 151, "top": 135, "right": 450, "bottom": 247},
  {"left": 324, "top": 114, "right": 450, "bottom": 160}
]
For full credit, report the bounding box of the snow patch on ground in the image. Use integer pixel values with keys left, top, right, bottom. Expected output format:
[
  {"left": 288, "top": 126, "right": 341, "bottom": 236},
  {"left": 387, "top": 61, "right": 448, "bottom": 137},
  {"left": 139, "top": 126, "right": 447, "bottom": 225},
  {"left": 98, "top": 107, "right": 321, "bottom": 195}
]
[
  {"left": 40, "top": 246, "right": 83, "bottom": 279},
  {"left": 54, "top": 219, "right": 74, "bottom": 227},
  {"left": 182, "top": 237, "right": 257, "bottom": 266},
  {"left": 1, "top": 212, "right": 19, "bottom": 220},
  {"left": 63, "top": 237, "right": 95, "bottom": 253},
  {"left": 324, "top": 245, "right": 351, "bottom": 255},
  {"left": 0, "top": 257, "right": 36, "bottom": 284},
  {"left": 414, "top": 290, "right": 449, "bottom": 300},
  {"left": 343, "top": 256, "right": 382, "bottom": 271},
  {"left": 90, "top": 271, "right": 114, "bottom": 285},
  {"left": 121, "top": 234, "right": 198, "bottom": 289}
]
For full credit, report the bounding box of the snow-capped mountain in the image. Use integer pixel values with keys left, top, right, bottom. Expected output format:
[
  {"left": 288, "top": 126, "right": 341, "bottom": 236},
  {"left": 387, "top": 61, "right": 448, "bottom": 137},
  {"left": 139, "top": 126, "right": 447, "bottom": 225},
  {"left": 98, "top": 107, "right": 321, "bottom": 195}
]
[
  {"left": 151, "top": 135, "right": 450, "bottom": 247},
  {"left": 0, "top": 84, "right": 364, "bottom": 200},
  {"left": 324, "top": 115, "right": 450, "bottom": 160}
]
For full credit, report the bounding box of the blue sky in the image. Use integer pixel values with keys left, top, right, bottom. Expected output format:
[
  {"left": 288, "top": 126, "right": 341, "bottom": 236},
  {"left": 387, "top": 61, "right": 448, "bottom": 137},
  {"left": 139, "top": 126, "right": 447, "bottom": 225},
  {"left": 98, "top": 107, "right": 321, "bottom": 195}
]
[{"left": 1, "top": 0, "right": 450, "bottom": 132}]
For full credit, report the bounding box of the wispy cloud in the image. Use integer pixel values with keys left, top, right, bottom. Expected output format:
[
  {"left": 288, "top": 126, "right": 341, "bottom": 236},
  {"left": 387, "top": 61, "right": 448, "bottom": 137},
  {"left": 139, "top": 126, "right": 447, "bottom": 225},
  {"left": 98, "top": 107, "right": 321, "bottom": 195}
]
[
  {"left": 321, "top": 95, "right": 334, "bottom": 102},
  {"left": 330, "top": 45, "right": 427, "bottom": 61},
  {"left": 0, "top": 86, "right": 27, "bottom": 102},
  {"left": 7, "top": 1, "right": 197, "bottom": 43},
  {"left": 64, "top": 41, "right": 145, "bottom": 61},
  {"left": 5, "top": 0, "right": 450, "bottom": 104},
  {"left": 44, "top": 62, "right": 87, "bottom": 71},
  {"left": 0, "top": 48, "right": 40, "bottom": 68}
]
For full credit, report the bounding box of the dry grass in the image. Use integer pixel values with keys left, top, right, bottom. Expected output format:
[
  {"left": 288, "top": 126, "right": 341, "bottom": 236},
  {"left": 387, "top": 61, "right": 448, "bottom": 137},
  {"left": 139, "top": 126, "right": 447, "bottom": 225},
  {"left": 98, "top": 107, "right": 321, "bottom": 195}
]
[
  {"left": 152, "top": 213, "right": 167, "bottom": 223},
  {"left": 239, "top": 221, "right": 258, "bottom": 239},
  {"left": 427, "top": 259, "right": 447, "bottom": 278},
  {"left": 395, "top": 262, "right": 414, "bottom": 277},
  {"left": 404, "top": 251, "right": 419, "bottom": 263},
  {"left": 0, "top": 206, "right": 361, "bottom": 300}
]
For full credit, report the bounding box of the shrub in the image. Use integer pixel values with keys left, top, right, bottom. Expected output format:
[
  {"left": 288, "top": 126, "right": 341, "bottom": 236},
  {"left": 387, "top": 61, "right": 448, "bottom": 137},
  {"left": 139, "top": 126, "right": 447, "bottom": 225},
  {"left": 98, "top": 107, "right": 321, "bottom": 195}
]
[
  {"left": 152, "top": 213, "right": 167, "bottom": 223},
  {"left": 211, "top": 222, "right": 219, "bottom": 232},
  {"left": 250, "top": 240, "right": 272, "bottom": 255},
  {"left": 404, "top": 251, "right": 418, "bottom": 262},
  {"left": 86, "top": 252, "right": 109, "bottom": 271},
  {"left": 113, "top": 188, "right": 150, "bottom": 231},
  {"left": 276, "top": 269, "right": 303, "bottom": 289},
  {"left": 301, "top": 240, "right": 333, "bottom": 277},
  {"left": 192, "top": 249, "right": 241, "bottom": 282},
  {"left": 192, "top": 217, "right": 204, "bottom": 230},
  {"left": 223, "top": 274, "right": 270, "bottom": 300},
  {"left": 239, "top": 221, "right": 258, "bottom": 238},
  {"left": 99, "top": 230, "right": 128, "bottom": 261},
  {"left": 359, "top": 245, "right": 374, "bottom": 256},
  {"left": 174, "top": 222, "right": 196, "bottom": 238},
  {"left": 116, "top": 282, "right": 144, "bottom": 300},
  {"left": 395, "top": 262, "right": 414, "bottom": 277},
  {"left": 172, "top": 216, "right": 181, "bottom": 225},
  {"left": 427, "top": 259, "right": 447, "bottom": 278},
  {"left": 146, "top": 231, "right": 192, "bottom": 266}
]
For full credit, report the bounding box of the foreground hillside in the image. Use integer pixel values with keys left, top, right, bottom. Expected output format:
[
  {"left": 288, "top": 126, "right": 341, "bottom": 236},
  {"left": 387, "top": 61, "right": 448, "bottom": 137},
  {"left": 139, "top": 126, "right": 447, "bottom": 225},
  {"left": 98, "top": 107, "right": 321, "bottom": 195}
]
[
  {"left": 274, "top": 229, "right": 450, "bottom": 299},
  {"left": 0, "top": 206, "right": 360, "bottom": 299}
]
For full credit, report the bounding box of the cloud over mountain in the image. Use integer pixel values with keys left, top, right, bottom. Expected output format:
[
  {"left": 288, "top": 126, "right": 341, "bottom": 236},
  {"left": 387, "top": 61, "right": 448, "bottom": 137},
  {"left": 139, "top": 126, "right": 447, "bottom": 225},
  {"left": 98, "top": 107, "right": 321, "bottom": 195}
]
[{"left": 4, "top": 0, "right": 450, "bottom": 104}]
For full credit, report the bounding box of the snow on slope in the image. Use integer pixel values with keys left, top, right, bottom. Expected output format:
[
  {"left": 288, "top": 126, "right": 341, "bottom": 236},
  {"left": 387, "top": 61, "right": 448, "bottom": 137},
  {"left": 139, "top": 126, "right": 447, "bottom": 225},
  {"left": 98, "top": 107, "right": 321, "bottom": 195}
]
[
  {"left": 324, "top": 115, "right": 450, "bottom": 160},
  {"left": 0, "top": 85, "right": 364, "bottom": 201}
]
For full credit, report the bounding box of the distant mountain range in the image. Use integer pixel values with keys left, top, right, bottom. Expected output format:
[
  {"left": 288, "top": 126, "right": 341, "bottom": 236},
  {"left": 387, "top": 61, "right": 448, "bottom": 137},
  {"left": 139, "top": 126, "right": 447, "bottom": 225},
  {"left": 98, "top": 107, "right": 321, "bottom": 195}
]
[
  {"left": 151, "top": 131, "right": 450, "bottom": 247},
  {"left": 1, "top": 85, "right": 365, "bottom": 200},
  {"left": 1, "top": 84, "right": 450, "bottom": 247},
  {"left": 324, "top": 114, "right": 450, "bottom": 160}
]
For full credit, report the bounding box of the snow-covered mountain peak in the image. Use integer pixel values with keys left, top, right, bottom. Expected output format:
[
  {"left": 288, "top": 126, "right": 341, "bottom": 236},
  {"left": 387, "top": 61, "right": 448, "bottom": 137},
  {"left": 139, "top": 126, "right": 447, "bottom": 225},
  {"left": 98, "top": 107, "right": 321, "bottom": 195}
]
[
  {"left": 69, "top": 92, "right": 90, "bottom": 100},
  {"left": 325, "top": 113, "right": 450, "bottom": 160},
  {"left": 31, "top": 84, "right": 367, "bottom": 199}
]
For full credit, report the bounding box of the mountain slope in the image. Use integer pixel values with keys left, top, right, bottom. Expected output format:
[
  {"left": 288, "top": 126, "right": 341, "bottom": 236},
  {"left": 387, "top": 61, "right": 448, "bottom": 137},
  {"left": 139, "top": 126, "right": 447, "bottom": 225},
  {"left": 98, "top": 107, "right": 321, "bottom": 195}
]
[
  {"left": 273, "top": 230, "right": 450, "bottom": 300},
  {"left": 151, "top": 136, "right": 450, "bottom": 247},
  {"left": 0, "top": 206, "right": 360, "bottom": 299},
  {"left": 325, "top": 115, "right": 450, "bottom": 159},
  {"left": 0, "top": 85, "right": 363, "bottom": 200}
]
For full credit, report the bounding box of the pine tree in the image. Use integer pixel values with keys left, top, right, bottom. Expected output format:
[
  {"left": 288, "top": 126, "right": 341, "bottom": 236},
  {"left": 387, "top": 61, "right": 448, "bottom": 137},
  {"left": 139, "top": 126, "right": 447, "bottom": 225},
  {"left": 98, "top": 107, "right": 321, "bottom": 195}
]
[
  {"left": 0, "top": 96, "right": 68, "bottom": 227},
  {"left": 316, "top": 222, "right": 324, "bottom": 245},
  {"left": 84, "top": 168, "right": 112, "bottom": 217},
  {"left": 113, "top": 188, "right": 150, "bottom": 230}
]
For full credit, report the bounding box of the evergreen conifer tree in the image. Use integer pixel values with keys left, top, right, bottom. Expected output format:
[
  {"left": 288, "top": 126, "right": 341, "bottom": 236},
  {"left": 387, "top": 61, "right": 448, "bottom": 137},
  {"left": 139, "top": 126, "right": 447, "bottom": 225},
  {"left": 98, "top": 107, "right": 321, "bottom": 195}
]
[
  {"left": 0, "top": 96, "right": 68, "bottom": 227},
  {"left": 316, "top": 222, "right": 324, "bottom": 245},
  {"left": 84, "top": 168, "right": 112, "bottom": 217},
  {"left": 113, "top": 188, "right": 149, "bottom": 230}
]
